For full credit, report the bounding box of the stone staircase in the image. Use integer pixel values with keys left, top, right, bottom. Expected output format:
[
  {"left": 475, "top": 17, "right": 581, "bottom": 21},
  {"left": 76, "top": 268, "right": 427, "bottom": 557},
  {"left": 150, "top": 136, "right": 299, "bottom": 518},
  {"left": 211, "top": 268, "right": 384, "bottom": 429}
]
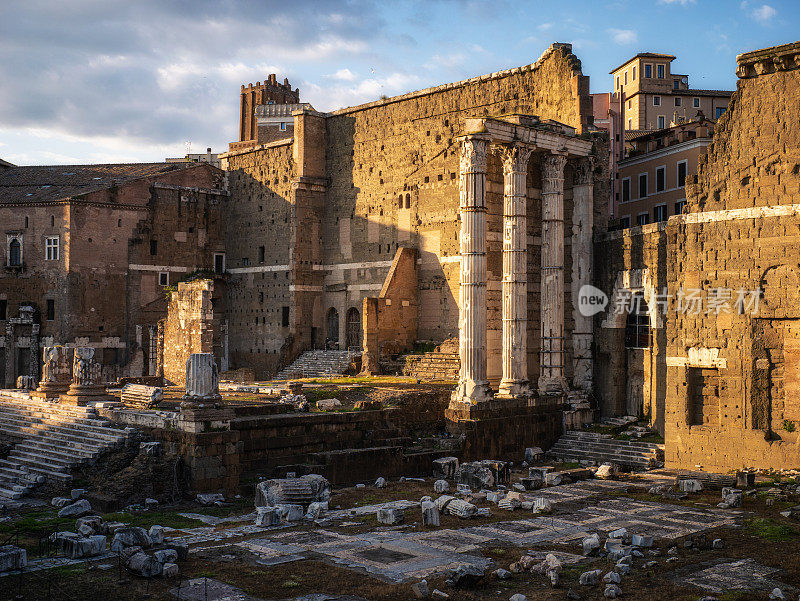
[
  {"left": 275, "top": 350, "right": 354, "bottom": 380},
  {"left": 547, "top": 430, "right": 665, "bottom": 471},
  {"left": 403, "top": 352, "right": 459, "bottom": 381},
  {"left": 0, "top": 393, "right": 131, "bottom": 501}
]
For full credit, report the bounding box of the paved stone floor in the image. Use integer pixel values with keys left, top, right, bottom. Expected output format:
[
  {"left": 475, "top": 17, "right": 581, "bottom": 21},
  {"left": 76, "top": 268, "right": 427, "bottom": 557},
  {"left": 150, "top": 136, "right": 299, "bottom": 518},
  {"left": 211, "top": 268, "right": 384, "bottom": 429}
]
[
  {"left": 171, "top": 577, "right": 371, "bottom": 601},
  {"left": 679, "top": 558, "right": 797, "bottom": 595},
  {"left": 164, "top": 481, "right": 741, "bottom": 584}
]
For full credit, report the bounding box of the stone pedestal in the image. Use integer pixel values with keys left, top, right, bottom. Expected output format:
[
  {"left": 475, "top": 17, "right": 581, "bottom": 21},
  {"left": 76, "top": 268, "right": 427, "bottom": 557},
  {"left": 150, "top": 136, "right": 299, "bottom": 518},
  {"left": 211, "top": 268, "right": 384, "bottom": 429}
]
[
  {"left": 32, "top": 346, "right": 72, "bottom": 400},
  {"left": 181, "top": 353, "right": 221, "bottom": 407},
  {"left": 60, "top": 347, "right": 110, "bottom": 406},
  {"left": 538, "top": 153, "right": 569, "bottom": 395},
  {"left": 451, "top": 135, "right": 493, "bottom": 407},
  {"left": 498, "top": 144, "right": 533, "bottom": 398}
]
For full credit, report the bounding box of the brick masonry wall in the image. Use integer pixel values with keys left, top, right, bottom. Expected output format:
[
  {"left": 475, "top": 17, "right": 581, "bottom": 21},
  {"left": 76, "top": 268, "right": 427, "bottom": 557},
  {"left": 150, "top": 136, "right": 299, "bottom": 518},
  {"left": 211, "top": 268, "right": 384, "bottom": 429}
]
[{"left": 222, "top": 43, "right": 601, "bottom": 380}]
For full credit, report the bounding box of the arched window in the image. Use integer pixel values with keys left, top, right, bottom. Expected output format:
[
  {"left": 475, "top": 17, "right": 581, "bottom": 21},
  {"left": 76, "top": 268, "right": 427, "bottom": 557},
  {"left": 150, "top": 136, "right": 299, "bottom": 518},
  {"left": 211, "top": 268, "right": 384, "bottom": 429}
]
[
  {"left": 8, "top": 238, "right": 21, "bottom": 267},
  {"left": 326, "top": 308, "right": 339, "bottom": 349},
  {"left": 625, "top": 293, "right": 650, "bottom": 348}
]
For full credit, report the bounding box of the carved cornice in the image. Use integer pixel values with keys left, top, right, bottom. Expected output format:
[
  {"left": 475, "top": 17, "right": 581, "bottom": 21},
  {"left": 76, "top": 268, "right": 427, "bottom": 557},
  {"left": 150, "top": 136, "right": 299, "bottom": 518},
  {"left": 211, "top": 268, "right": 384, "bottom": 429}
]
[{"left": 736, "top": 41, "right": 800, "bottom": 79}]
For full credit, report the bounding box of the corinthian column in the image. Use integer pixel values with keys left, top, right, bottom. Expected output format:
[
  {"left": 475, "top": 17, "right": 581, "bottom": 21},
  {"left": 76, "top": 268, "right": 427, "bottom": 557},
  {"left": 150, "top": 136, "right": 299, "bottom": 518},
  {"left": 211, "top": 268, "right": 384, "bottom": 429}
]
[
  {"left": 571, "top": 157, "right": 594, "bottom": 391},
  {"left": 498, "top": 144, "right": 533, "bottom": 397},
  {"left": 454, "top": 135, "right": 492, "bottom": 404},
  {"left": 539, "top": 153, "right": 568, "bottom": 394}
]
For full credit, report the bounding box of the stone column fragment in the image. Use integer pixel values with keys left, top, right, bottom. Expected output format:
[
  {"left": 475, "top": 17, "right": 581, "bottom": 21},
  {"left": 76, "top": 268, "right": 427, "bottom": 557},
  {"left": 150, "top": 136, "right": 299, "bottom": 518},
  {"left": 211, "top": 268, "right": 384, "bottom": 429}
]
[
  {"left": 498, "top": 144, "right": 533, "bottom": 397},
  {"left": 571, "top": 157, "right": 594, "bottom": 391},
  {"left": 453, "top": 135, "right": 492, "bottom": 404},
  {"left": 32, "top": 346, "right": 72, "bottom": 399},
  {"left": 184, "top": 353, "right": 221, "bottom": 403},
  {"left": 61, "top": 347, "right": 107, "bottom": 406},
  {"left": 539, "top": 153, "right": 568, "bottom": 394}
]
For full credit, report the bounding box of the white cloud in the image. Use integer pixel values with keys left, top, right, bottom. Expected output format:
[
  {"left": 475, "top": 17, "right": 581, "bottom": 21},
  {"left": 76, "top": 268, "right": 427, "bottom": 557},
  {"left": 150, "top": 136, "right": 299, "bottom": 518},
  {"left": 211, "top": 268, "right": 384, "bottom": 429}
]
[
  {"left": 752, "top": 4, "right": 776, "bottom": 22},
  {"left": 608, "top": 28, "right": 638, "bottom": 45},
  {"left": 537, "top": 22, "right": 553, "bottom": 31},
  {"left": 329, "top": 68, "right": 358, "bottom": 81},
  {"left": 658, "top": 0, "right": 695, "bottom": 4},
  {"left": 423, "top": 53, "right": 466, "bottom": 70}
]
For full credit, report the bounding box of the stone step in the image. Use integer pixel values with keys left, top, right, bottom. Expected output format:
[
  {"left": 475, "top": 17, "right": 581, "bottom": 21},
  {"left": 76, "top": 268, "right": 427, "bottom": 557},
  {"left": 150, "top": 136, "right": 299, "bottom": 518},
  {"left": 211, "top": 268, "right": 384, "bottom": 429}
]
[
  {"left": 8, "top": 448, "right": 83, "bottom": 469},
  {"left": 0, "top": 485, "right": 25, "bottom": 500},
  {"left": 551, "top": 439, "right": 663, "bottom": 454},
  {"left": 0, "top": 405, "right": 115, "bottom": 430},
  {"left": 549, "top": 443, "right": 661, "bottom": 460},
  {"left": 0, "top": 459, "right": 72, "bottom": 482},
  {"left": 14, "top": 441, "right": 98, "bottom": 461},
  {"left": 0, "top": 415, "right": 127, "bottom": 444}
]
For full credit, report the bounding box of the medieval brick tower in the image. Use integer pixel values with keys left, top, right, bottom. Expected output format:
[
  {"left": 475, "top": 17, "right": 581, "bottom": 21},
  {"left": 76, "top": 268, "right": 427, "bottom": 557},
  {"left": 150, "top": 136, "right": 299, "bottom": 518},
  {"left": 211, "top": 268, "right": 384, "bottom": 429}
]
[{"left": 235, "top": 74, "right": 300, "bottom": 151}]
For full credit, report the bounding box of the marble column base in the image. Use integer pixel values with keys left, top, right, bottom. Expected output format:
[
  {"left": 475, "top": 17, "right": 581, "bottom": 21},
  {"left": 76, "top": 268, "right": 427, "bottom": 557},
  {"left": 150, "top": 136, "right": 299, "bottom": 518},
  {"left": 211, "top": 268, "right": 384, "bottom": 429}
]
[{"left": 496, "top": 380, "right": 532, "bottom": 399}]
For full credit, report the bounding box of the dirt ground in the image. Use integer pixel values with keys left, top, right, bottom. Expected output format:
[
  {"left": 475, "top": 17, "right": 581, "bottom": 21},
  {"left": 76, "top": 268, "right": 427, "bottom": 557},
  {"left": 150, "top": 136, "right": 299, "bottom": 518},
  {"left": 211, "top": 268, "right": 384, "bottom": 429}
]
[{"left": 2, "top": 471, "right": 798, "bottom": 601}]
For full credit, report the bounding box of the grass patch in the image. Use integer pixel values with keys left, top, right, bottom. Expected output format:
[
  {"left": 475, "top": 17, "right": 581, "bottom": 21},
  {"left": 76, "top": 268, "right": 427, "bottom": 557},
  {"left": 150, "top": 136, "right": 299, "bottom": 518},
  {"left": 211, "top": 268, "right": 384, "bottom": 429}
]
[
  {"left": 102, "top": 511, "right": 206, "bottom": 530},
  {"left": 744, "top": 518, "right": 798, "bottom": 542}
]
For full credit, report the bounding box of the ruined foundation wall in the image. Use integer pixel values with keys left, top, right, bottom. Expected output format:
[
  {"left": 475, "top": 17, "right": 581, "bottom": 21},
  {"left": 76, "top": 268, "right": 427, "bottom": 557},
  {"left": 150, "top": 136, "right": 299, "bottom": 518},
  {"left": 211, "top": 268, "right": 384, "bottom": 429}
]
[
  {"left": 664, "top": 42, "right": 800, "bottom": 470},
  {"left": 594, "top": 224, "right": 668, "bottom": 433}
]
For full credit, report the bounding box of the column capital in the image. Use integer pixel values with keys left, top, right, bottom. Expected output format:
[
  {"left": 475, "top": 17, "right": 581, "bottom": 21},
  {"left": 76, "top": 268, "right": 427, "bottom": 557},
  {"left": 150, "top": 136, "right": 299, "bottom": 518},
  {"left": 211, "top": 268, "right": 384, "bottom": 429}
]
[
  {"left": 459, "top": 135, "right": 491, "bottom": 174},
  {"left": 498, "top": 143, "right": 534, "bottom": 177},
  {"left": 573, "top": 156, "right": 595, "bottom": 186},
  {"left": 541, "top": 152, "right": 568, "bottom": 176}
]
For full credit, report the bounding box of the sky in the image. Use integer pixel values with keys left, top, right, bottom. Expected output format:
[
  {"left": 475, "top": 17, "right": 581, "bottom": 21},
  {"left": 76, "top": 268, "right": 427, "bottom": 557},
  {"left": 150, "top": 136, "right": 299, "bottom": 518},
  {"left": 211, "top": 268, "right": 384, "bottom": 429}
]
[{"left": 0, "top": 0, "right": 797, "bottom": 166}]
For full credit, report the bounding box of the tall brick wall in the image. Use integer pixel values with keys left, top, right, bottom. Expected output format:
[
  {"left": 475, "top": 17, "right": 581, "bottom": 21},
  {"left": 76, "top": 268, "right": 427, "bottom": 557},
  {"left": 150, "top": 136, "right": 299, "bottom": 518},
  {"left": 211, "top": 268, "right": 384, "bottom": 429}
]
[
  {"left": 664, "top": 42, "right": 800, "bottom": 471},
  {"left": 222, "top": 43, "right": 599, "bottom": 380},
  {"left": 594, "top": 41, "right": 800, "bottom": 470}
]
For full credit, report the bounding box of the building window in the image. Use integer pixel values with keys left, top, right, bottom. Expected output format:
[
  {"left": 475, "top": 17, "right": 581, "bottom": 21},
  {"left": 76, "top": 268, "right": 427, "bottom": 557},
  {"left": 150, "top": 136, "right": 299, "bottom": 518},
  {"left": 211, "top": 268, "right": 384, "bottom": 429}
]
[
  {"left": 279, "top": 122, "right": 287, "bottom": 131},
  {"left": 7, "top": 235, "right": 22, "bottom": 267},
  {"left": 624, "top": 72, "right": 628, "bottom": 85},
  {"left": 632, "top": 66, "right": 636, "bottom": 80},
  {"left": 677, "top": 160, "right": 688, "bottom": 188},
  {"left": 627, "top": 118, "right": 632, "bottom": 129},
  {"left": 675, "top": 97, "right": 682, "bottom": 107},
  {"left": 622, "top": 178, "right": 631, "bottom": 203},
  {"left": 658, "top": 115, "right": 665, "bottom": 129},
  {"left": 150, "top": 240, "right": 157, "bottom": 255},
  {"left": 214, "top": 253, "right": 226, "bottom": 274},
  {"left": 242, "top": 257, "right": 250, "bottom": 267},
  {"left": 0, "top": 299, "right": 6, "bottom": 320},
  {"left": 281, "top": 306, "right": 290, "bottom": 327},
  {"left": 715, "top": 107, "right": 726, "bottom": 118},
  {"left": 653, "top": 96, "right": 661, "bottom": 106},
  {"left": 159, "top": 272, "right": 169, "bottom": 286},
  {"left": 637, "top": 213, "right": 649, "bottom": 226},
  {"left": 673, "top": 79, "right": 680, "bottom": 90},
  {"left": 46, "top": 299, "right": 55, "bottom": 321},
  {"left": 625, "top": 293, "right": 650, "bottom": 348},
  {"left": 44, "top": 236, "right": 59, "bottom": 261},
  {"left": 258, "top": 246, "right": 265, "bottom": 263},
  {"left": 619, "top": 216, "right": 631, "bottom": 229},
  {"left": 657, "top": 64, "right": 665, "bottom": 79},
  {"left": 638, "top": 173, "right": 648, "bottom": 199},
  {"left": 644, "top": 63, "right": 652, "bottom": 78},
  {"left": 627, "top": 99, "right": 631, "bottom": 109},
  {"left": 693, "top": 97, "right": 700, "bottom": 108},
  {"left": 675, "top": 199, "right": 686, "bottom": 215},
  {"left": 654, "top": 204, "right": 667, "bottom": 222},
  {"left": 656, "top": 166, "right": 666, "bottom": 192},
  {"left": 616, "top": 77, "right": 619, "bottom": 89}
]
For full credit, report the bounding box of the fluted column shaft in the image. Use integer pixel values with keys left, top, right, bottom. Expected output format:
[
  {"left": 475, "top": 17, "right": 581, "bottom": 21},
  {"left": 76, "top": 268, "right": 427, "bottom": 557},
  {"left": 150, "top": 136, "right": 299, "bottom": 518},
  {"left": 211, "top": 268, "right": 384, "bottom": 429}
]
[
  {"left": 499, "top": 144, "right": 533, "bottom": 397},
  {"left": 455, "top": 135, "right": 492, "bottom": 403},
  {"left": 539, "top": 153, "right": 568, "bottom": 394},
  {"left": 571, "top": 157, "right": 594, "bottom": 391}
]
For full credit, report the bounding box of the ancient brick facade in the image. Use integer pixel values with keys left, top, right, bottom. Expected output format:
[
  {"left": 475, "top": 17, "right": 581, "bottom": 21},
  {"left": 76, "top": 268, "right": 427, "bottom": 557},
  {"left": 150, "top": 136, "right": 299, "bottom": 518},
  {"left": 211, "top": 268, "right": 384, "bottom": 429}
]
[
  {"left": 221, "top": 43, "right": 605, "bottom": 381},
  {"left": 595, "top": 41, "right": 800, "bottom": 471},
  {"left": 0, "top": 163, "right": 227, "bottom": 384}
]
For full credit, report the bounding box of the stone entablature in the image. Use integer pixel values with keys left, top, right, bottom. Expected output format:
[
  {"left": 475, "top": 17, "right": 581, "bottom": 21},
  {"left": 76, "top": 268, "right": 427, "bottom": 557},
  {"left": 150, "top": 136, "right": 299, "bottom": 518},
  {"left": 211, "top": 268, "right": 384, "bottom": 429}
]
[{"left": 736, "top": 41, "right": 800, "bottom": 79}]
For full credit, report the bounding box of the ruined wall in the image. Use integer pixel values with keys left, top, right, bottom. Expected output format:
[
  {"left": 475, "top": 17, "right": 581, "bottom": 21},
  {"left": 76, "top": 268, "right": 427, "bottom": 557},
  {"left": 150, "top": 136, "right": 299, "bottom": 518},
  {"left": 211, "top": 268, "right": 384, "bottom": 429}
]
[
  {"left": 222, "top": 43, "right": 595, "bottom": 378},
  {"left": 361, "top": 246, "right": 418, "bottom": 373},
  {"left": 162, "top": 279, "right": 225, "bottom": 386},
  {"left": 663, "top": 42, "right": 800, "bottom": 471},
  {"left": 594, "top": 224, "right": 668, "bottom": 432},
  {"left": 222, "top": 141, "right": 296, "bottom": 377}
]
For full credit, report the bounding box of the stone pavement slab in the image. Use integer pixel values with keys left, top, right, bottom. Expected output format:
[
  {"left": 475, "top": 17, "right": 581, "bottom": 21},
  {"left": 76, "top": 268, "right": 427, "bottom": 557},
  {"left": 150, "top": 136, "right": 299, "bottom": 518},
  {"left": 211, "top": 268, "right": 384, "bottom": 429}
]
[{"left": 679, "top": 558, "right": 797, "bottom": 594}]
